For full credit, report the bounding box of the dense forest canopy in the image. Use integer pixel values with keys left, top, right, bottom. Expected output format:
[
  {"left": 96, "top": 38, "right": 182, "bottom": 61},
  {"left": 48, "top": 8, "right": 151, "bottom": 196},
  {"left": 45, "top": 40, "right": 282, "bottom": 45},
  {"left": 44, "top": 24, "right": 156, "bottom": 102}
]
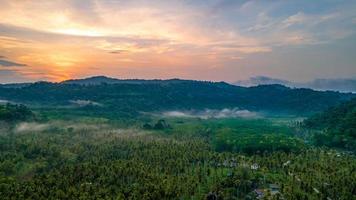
[
  {"left": 1, "top": 0, "right": 356, "bottom": 198},
  {"left": 0, "top": 78, "right": 354, "bottom": 115},
  {"left": 304, "top": 98, "right": 356, "bottom": 151},
  {"left": 0, "top": 77, "right": 355, "bottom": 199},
  {"left": 0, "top": 104, "right": 33, "bottom": 122},
  {"left": 0, "top": 117, "right": 355, "bottom": 199}
]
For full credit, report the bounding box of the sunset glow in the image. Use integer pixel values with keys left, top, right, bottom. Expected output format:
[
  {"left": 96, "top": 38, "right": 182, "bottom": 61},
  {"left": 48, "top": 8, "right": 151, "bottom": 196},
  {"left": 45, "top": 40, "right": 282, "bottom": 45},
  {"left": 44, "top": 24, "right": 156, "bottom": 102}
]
[{"left": 0, "top": 0, "right": 355, "bottom": 83}]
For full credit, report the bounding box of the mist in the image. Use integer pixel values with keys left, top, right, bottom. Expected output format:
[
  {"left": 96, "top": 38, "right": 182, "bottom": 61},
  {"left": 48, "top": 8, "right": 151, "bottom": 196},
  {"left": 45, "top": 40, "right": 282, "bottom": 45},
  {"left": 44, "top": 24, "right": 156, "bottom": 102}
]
[
  {"left": 0, "top": 99, "right": 10, "bottom": 105},
  {"left": 69, "top": 100, "right": 102, "bottom": 107},
  {"left": 162, "top": 108, "right": 260, "bottom": 119},
  {"left": 15, "top": 122, "right": 50, "bottom": 133}
]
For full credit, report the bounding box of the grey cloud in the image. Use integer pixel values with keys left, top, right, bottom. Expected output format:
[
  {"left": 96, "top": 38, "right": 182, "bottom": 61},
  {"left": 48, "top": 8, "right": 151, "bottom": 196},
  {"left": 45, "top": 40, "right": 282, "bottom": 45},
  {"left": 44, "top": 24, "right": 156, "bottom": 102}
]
[
  {"left": 105, "top": 37, "right": 170, "bottom": 47},
  {"left": 0, "top": 23, "right": 171, "bottom": 48},
  {"left": 109, "top": 50, "right": 128, "bottom": 54},
  {"left": 0, "top": 69, "right": 16, "bottom": 74},
  {"left": 66, "top": 0, "right": 102, "bottom": 25},
  {"left": 210, "top": 0, "right": 246, "bottom": 13},
  {"left": 0, "top": 69, "right": 30, "bottom": 83},
  {"left": 0, "top": 59, "right": 27, "bottom": 67}
]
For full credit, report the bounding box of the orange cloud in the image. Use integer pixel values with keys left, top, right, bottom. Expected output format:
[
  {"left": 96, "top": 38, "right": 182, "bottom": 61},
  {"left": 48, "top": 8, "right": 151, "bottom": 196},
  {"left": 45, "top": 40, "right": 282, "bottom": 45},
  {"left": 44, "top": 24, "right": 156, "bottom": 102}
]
[{"left": 0, "top": 0, "right": 354, "bottom": 82}]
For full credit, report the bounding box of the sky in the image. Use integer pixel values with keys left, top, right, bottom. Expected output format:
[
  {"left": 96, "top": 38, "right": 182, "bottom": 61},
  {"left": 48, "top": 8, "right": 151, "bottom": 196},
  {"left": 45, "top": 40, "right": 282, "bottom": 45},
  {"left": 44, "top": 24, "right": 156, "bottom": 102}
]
[{"left": 0, "top": 0, "right": 355, "bottom": 83}]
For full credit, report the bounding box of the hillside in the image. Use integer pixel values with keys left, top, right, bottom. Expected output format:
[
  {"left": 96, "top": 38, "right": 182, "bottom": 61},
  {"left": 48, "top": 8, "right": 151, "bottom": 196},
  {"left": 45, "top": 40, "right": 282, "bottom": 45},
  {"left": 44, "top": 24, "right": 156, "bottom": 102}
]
[
  {"left": 0, "top": 77, "right": 354, "bottom": 116},
  {"left": 304, "top": 98, "right": 356, "bottom": 151},
  {"left": 61, "top": 76, "right": 192, "bottom": 85},
  {"left": 0, "top": 104, "right": 33, "bottom": 122}
]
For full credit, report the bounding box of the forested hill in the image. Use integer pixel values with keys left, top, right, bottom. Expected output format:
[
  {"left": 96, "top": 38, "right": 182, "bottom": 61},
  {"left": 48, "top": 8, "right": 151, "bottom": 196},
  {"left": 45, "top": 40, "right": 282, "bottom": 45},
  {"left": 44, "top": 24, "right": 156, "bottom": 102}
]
[
  {"left": 305, "top": 98, "right": 356, "bottom": 129},
  {"left": 0, "top": 104, "right": 33, "bottom": 122},
  {"left": 304, "top": 98, "right": 356, "bottom": 151},
  {"left": 61, "top": 76, "right": 190, "bottom": 85},
  {"left": 0, "top": 77, "right": 354, "bottom": 115}
]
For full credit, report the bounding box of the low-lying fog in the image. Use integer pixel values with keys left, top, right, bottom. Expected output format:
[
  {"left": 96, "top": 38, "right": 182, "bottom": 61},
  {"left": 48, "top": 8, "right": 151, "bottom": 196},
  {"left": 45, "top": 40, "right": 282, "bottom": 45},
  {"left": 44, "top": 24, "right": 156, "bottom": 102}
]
[
  {"left": 162, "top": 108, "right": 260, "bottom": 119},
  {"left": 12, "top": 121, "right": 112, "bottom": 134},
  {"left": 69, "top": 100, "right": 102, "bottom": 107},
  {"left": 15, "top": 122, "right": 50, "bottom": 133},
  {"left": 8, "top": 121, "right": 162, "bottom": 141},
  {"left": 0, "top": 99, "right": 11, "bottom": 104}
]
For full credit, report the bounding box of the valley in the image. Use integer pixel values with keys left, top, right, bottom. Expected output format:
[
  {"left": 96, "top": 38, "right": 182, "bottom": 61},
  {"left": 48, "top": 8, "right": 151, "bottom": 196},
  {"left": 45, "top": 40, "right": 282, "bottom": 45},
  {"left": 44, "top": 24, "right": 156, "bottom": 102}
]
[{"left": 0, "top": 79, "right": 355, "bottom": 199}]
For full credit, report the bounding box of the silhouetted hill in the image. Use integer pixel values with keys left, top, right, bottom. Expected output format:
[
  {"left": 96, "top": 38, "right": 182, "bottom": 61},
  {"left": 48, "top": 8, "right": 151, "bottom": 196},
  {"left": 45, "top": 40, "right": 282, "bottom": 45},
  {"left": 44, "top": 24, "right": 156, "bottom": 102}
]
[
  {"left": 234, "top": 76, "right": 291, "bottom": 87},
  {"left": 0, "top": 83, "right": 32, "bottom": 88},
  {"left": 61, "top": 76, "right": 196, "bottom": 85},
  {"left": 0, "top": 77, "right": 354, "bottom": 115}
]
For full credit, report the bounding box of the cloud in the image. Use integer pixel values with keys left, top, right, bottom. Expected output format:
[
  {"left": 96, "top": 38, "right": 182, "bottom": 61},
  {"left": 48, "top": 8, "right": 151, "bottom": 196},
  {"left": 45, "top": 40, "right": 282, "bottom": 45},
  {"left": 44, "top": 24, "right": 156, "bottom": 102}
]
[
  {"left": 282, "top": 12, "right": 309, "bottom": 28},
  {"left": 0, "top": 1, "right": 266, "bottom": 54},
  {"left": 244, "top": 3, "right": 356, "bottom": 46},
  {"left": 0, "top": 69, "right": 31, "bottom": 83},
  {"left": 209, "top": 43, "right": 272, "bottom": 53},
  {"left": 0, "top": 69, "right": 18, "bottom": 75},
  {"left": 0, "top": 0, "right": 355, "bottom": 82},
  {"left": 0, "top": 59, "right": 27, "bottom": 67},
  {"left": 281, "top": 12, "right": 340, "bottom": 29},
  {"left": 109, "top": 50, "right": 128, "bottom": 54}
]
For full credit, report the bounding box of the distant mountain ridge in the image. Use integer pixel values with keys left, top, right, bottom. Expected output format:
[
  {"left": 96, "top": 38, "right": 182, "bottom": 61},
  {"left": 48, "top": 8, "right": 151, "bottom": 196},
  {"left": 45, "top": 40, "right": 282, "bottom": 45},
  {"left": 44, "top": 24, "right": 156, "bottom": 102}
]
[
  {"left": 0, "top": 76, "right": 354, "bottom": 115},
  {"left": 234, "top": 76, "right": 356, "bottom": 93},
  {"left": 0, "top": 83, "right": 32, "bottom": 88},
  {"left": 62, "top": 76, "right": 124, "bottom": 85},
  {"left": 61, "top": 76, "right": 206, "bottom": 85},
  {"left": 1, "top": 76, "right": 218, "bottom": 88}
]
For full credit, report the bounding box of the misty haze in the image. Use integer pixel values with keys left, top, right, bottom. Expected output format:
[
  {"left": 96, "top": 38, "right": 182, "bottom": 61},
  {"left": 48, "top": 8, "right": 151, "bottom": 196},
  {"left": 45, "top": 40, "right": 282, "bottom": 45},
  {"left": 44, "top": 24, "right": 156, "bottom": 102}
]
[{"left": 0, "top": 1, "right": 355, "bottom": 200}]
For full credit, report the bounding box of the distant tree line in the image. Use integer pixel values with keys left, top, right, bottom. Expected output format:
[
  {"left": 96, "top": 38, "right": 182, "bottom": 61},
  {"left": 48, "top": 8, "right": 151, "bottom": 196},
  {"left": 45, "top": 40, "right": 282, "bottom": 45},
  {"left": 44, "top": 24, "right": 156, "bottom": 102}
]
[
  {"left": 0, "top": 104, "right": 33, "bottom": 122},
  {"left": 0, "top": 81, "right": 354, "bottom": 116},
  {"left": 304, "top": 98, "right": 356, "bottom": 151}
]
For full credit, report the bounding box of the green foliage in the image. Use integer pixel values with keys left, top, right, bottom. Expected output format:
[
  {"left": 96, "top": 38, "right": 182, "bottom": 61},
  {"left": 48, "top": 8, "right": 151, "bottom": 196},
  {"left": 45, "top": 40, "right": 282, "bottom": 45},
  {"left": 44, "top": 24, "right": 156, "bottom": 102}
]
[
  {"left": 161, "top": 118, "right": 305, "bottom": 154},
  {"left": 214, "top": 130, "right": 304, "bottom": 154},
  {"left": 0, "top": 105, "right": 354, "bottom": 199},
  {"left": 143, "top": 119, "right": 171, "bottom": 130},
  {"left": 0, "top": 120, "right": 354, "bottom": 199},
  {"left": 305, "top": 98, "right": 356, "bottom": 151},
  {"left": 0, "top": 104, "right": 33, "bottom": 122},
  {"left": 0, "top": 81, "right": 353, "bottom": 116}
]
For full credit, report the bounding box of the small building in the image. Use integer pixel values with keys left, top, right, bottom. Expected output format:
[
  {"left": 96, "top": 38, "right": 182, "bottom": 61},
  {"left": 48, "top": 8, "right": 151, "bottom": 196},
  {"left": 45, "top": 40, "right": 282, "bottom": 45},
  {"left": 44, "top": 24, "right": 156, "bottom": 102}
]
[
  {"left": 313, "top": 188, "right": 320, "bottom": 194},
  {"left": 283, "top": 160, "right": 291, "bottom": 167},
  {"left": 206, "top": 192, "right": 218, "bottom": 200},
  {"left": 269, "top": 184, "right": 280, "bottom": 195},
  {"left": 254, "top": 189, "right": 265, "bottom": 199},
  {"left": 251, "top": 163, "right": 260, "bottom": 170}
]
